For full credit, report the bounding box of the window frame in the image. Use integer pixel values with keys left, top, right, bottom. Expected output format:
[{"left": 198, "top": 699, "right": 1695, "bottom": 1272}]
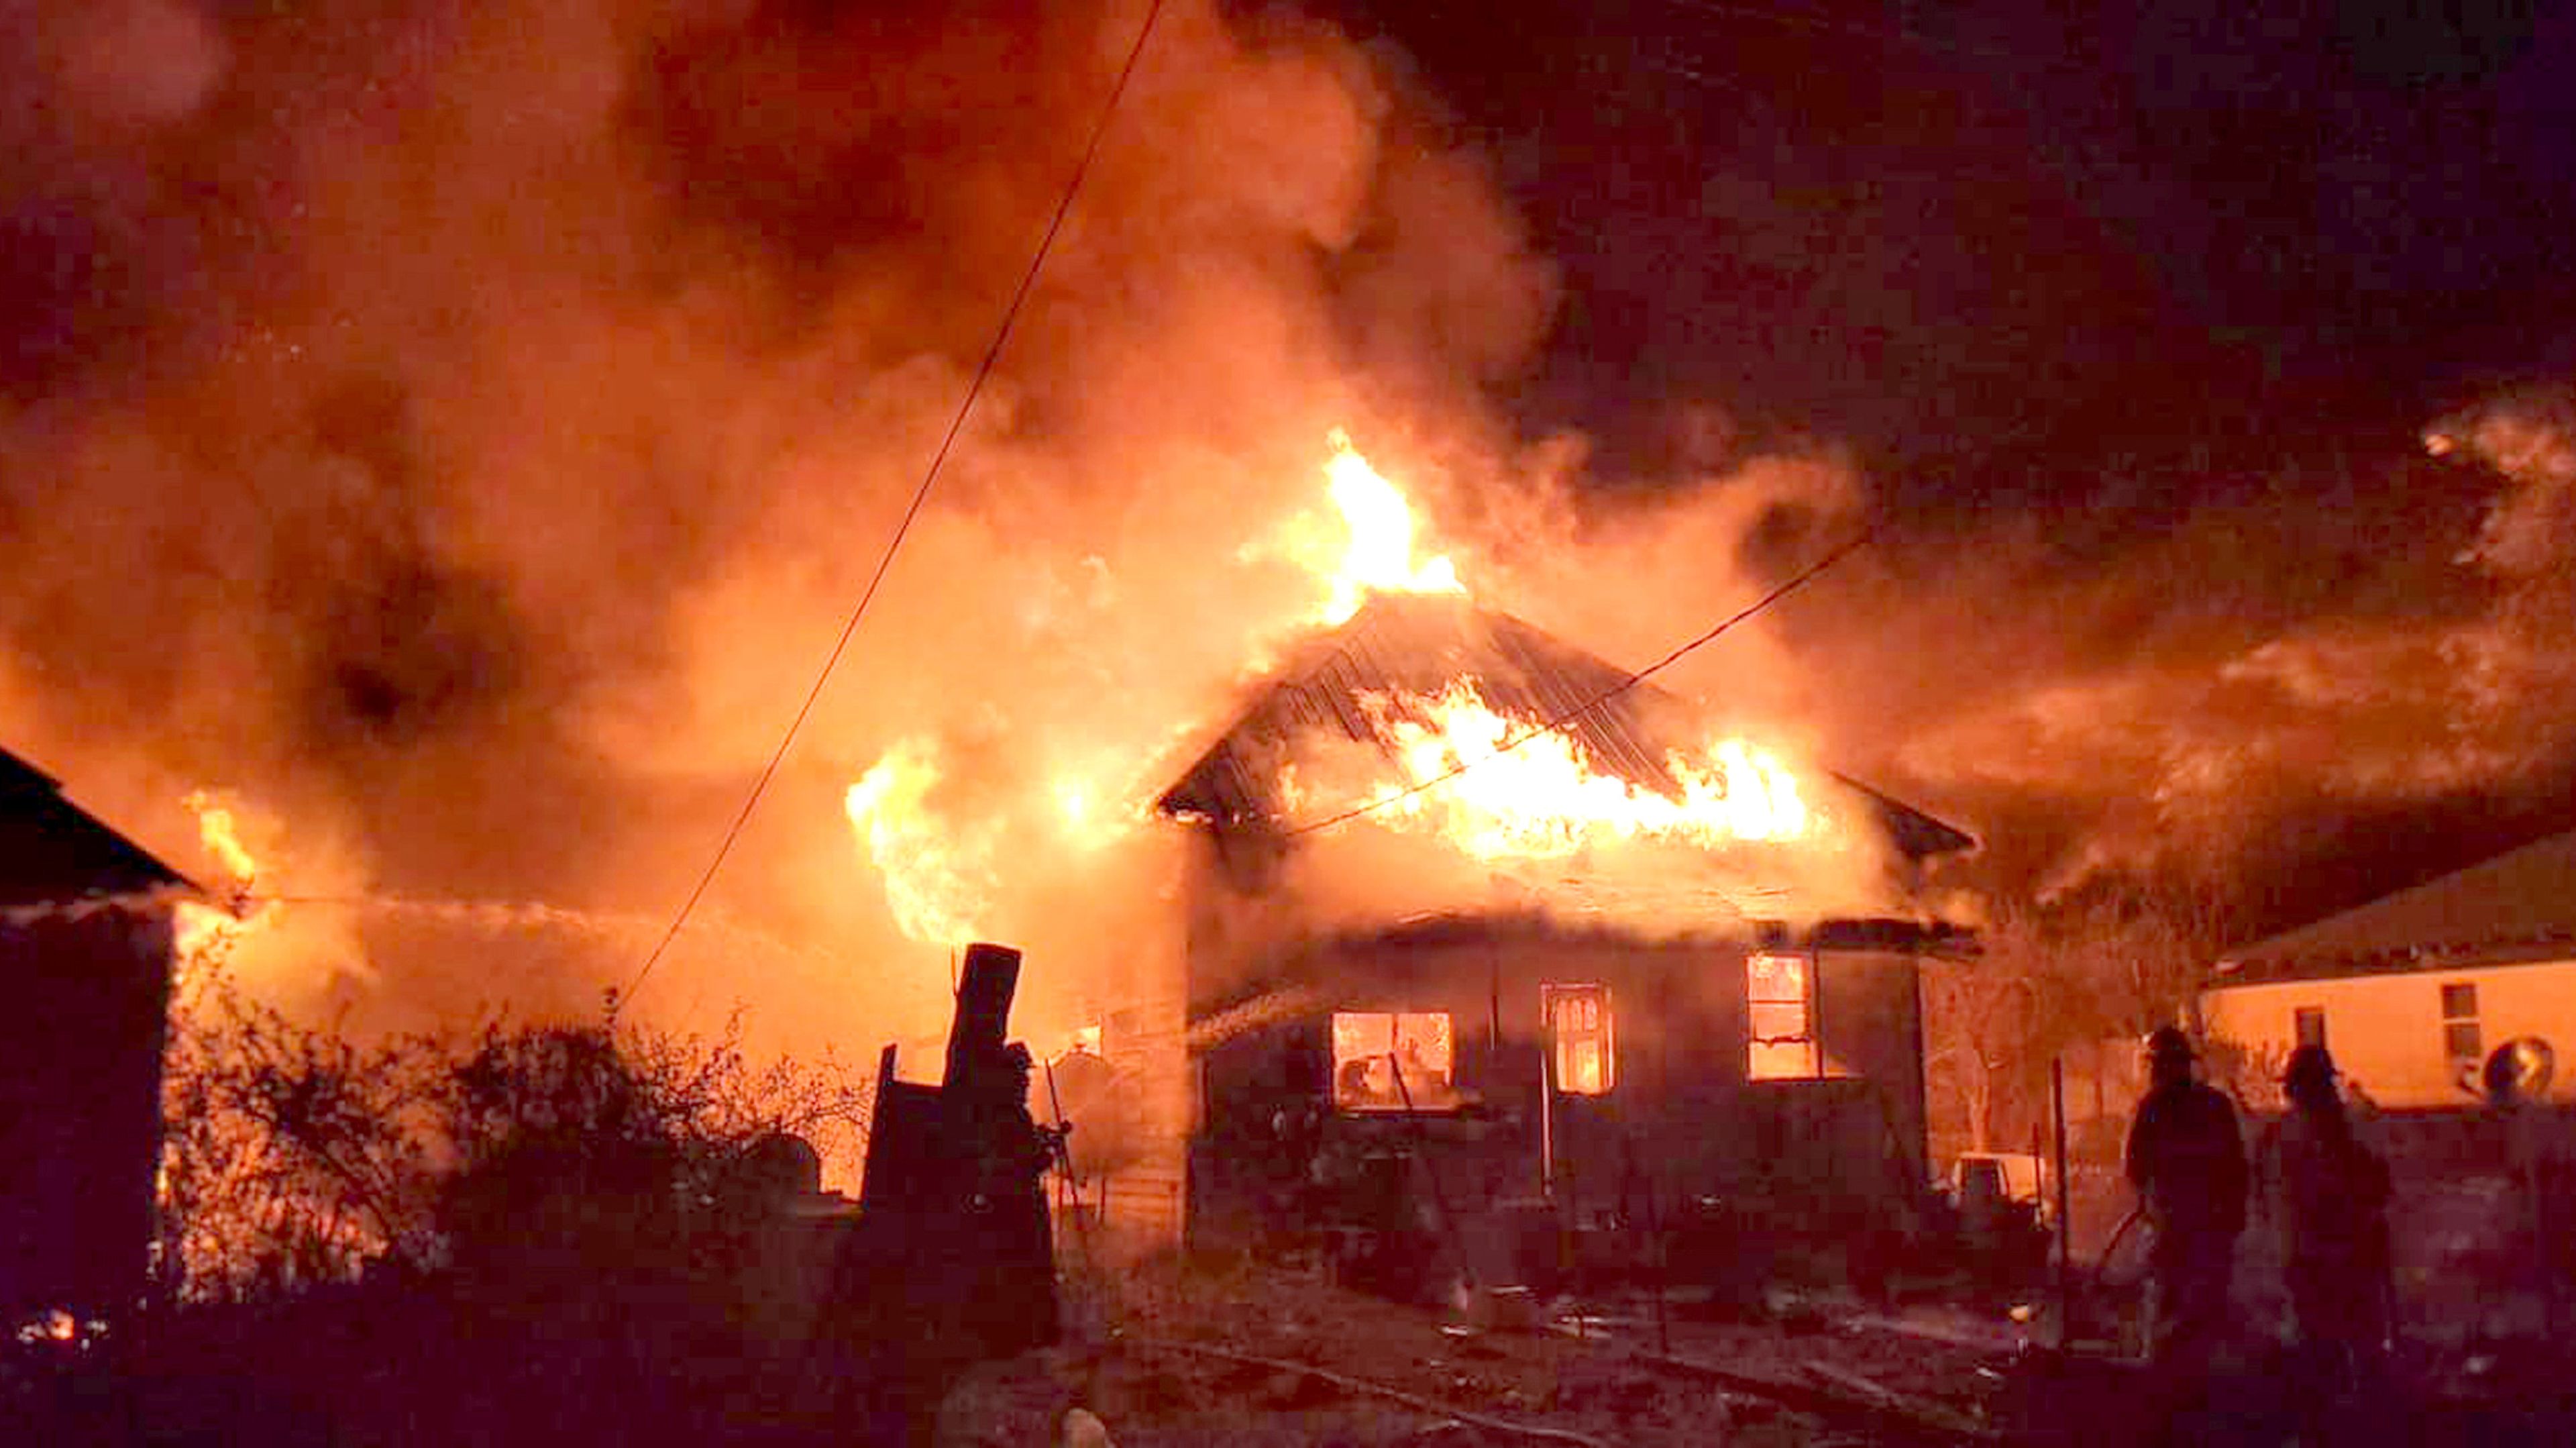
[
  {"left": 1543, "top": 983, "right": 1617, "bottom": 1096},
  {"left": 2440, "top": 980, "right": 2482, "bottom": 1067},
  {"left": 2445, "top": 1020, "right": 2485, "bottom": 1063},
  {"left": 1746, "top": 949, "right": 1823, "bottom": 1081}
]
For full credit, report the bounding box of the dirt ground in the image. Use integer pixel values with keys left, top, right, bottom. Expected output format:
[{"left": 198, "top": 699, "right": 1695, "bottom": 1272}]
[{"left": 936, "top": 1257, "right": 2014, "bottom": 1447}]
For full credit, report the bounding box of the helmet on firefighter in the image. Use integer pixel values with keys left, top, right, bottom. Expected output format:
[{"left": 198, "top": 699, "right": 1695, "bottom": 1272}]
[
  {"left": 2282, "top": 1043, "right": 2338, "bottom": 1100},
  {"left": 2143, "top": 1025, "right": 2196, "bottom": 1064}
]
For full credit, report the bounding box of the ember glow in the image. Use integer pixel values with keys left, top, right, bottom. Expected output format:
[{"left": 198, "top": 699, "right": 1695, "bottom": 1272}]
[{"left": 1350, "top": 678, "right": 1812, "bottom": 860}]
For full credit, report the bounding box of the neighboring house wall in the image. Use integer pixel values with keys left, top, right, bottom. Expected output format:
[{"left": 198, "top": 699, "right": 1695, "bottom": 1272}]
[
  {"left": 2203, "top": 956, "right": 2576, "bottom": 1109},
  {"left": 1, "top": 755, "right": 189, "bottom": 1320},
  {"left": 0, "top": 911, "right": 176, "bottom": 1318}
]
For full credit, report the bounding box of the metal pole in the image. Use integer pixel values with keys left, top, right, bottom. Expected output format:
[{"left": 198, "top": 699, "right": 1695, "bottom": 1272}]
[
  {"left": 1388, "top": 1051, "right": 1474, "bottom": 1295},
  {"left": 2051, "top": 1056, "right": 2072, "bottom": 1347},
  {"left": 1540, "top": 990, "right": 1558, "bottom": 1201}
]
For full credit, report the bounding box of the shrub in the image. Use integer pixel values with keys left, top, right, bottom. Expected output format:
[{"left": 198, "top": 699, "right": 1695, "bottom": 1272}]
[{"left": 155, "top": 982, "right": 874, "bottom": 1304}]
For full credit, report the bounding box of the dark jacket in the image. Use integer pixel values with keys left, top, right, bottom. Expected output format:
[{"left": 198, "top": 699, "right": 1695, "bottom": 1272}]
[
  {"left": 2127, "top": 1079, "right": 2248, "bottom": 1237},
  {"left": 2270, "top": 1109, "right": 2390, "bottom": 1265}
]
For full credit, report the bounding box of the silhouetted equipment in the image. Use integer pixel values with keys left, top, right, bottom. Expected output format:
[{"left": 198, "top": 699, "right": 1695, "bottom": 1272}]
[
  {"left": 1044, "top": 1045, "right": 1132, "bottom": 1182},
  {"left": 942, "top": 941, "right": 1021, "bottom": 1086},
  {"left": 852, "top": 942, "right": 1060, "bottom": 1361},
  {"left": 2484, "top": 1037, "right": 2556, "bottom": 1106}
]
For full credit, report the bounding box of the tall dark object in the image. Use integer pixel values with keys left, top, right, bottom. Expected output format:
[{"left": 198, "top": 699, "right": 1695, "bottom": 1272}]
[
  {"left": 2050, "top": 1056, "right": 2072, "bottom": 1343},
  {"left": 856, "top": 941, "right": 1057, "bottom": 1360},
  {"left": 0, "top": 749, "right": 193, "bottom": 1323},
  {"left": 943, "top": 943, "right": 1022, "bottom": 1088}
]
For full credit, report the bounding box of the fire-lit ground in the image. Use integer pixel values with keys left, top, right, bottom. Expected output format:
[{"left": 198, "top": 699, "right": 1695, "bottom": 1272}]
[
  {"left": 943, "top": 1257, "right": 2010, "bottom": 1448},
  {"left": 928, "top": 1255, "right": 2576, "bottom": 1448}
]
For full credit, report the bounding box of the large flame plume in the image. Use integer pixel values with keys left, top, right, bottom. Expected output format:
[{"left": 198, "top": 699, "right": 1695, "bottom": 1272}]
[
  {"left": 1271, "top": 429, "right": 1465, "bottom": 626},
  {"left": 845, "top": 430, "right": 1843, "bottom": 948},
  {"left": 843, "top": 741, "right": 998, "bottom": 949}
]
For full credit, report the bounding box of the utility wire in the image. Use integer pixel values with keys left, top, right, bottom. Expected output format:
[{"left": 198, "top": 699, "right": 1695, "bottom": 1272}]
[
  {"left": 1279, "top": 523, "right": 1878, "bottom": 840},
  {"left": 612, "top": 0, "right": 1170, "bottom": 1017}
]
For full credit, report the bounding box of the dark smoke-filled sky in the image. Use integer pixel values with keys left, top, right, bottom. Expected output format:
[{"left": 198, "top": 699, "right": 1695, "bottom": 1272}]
[{"left": 3, "top": 0, "right": 2573, "bottom": 1049}]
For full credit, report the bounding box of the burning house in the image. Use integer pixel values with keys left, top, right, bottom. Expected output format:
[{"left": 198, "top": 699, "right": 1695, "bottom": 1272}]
[
  {"left": 1155, "top": 591, "right": 1974, "bottom": 1279},
  {"left": 0, "top": 749, "right": 195, "bottom": 1325}
]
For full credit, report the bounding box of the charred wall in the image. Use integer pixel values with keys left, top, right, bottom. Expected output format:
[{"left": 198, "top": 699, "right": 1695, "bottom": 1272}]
[{"left": 1184, "top": 906, "right": 1933, "bottom": 1251}]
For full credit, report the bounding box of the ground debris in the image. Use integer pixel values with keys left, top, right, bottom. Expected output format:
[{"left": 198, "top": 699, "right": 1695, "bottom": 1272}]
[{"left": 1123, "top": 1338, "right": 1614, "bottom": 1448}]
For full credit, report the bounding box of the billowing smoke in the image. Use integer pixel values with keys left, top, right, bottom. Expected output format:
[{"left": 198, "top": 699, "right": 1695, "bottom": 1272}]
[
  {"left": 0, "top": 0, "right": 1561, "bottom": 1054},
  {"left": 1778, "top": 382, "right": 2576, "bottom": 932}
]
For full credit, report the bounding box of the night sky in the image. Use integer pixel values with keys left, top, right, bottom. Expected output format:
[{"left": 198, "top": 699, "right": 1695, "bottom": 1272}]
[{"left": 1333, "top": 0, "right": 2576, "bottom": 479}]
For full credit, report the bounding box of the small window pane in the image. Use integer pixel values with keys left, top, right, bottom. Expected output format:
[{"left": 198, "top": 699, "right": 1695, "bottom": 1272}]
[
  {"left": 2294, "top": 1008, "right": 2327, "bottom": 1049},
  {"left": 1750, "top": 1001, "right": 1809, "bottom": 1042},
  {"left": 2442, "top": 983, "right": 2478, "bottom": 1020},
  {"left": 1748, "top": 951, "right": 1809, "bottom": 1004},
  {"left": 1750, "top": 1037, "right": 1821, "bottom": 1080},
  {"left": 2445, "top": 1021, "right": 2483, "bottom": 1061}
]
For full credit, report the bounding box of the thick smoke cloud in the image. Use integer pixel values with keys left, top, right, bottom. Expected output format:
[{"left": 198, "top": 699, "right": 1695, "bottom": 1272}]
[{"left": 0, "top": 0, "right": 1558, "bottom": 1051}]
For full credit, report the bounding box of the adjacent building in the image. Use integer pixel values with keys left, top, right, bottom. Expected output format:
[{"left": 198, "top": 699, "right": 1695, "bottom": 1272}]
[
  {"left": 0, "top": 748, "right": 193, "bottom": 1321},
  {"left": 2204, "top": 828, "right": 2576, "bottom": 1108}
]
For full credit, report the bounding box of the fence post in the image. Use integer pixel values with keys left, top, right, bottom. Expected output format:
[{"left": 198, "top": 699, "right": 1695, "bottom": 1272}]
[{"left": 2052, "top": 1056, "right": 2072, "bottom": 1346}]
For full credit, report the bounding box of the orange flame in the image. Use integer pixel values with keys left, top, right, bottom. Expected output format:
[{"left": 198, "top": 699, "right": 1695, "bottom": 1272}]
[
  {"left": 173, "top": 790, "right": 282, "bottom": 983},
  {"left": 845, "top": 739, "right": 1140, "bottom": 947},
  {"left": 1348, "top": 678, "right": 1811, "bottom": 860},
  {"left": 842, "top": 428, "right": 1826, "bottom": 939},
  {"left": 1273, "top": 430, "right": 1462, "bottom": 625},
  {"left": 844, "top": 741, "right": 994, "bottom": 947}
]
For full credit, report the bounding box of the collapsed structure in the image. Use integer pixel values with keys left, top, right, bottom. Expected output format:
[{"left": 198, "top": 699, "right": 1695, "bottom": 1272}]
[{"left": 1150, "top": 594, "right": 1972, "bottom": 1282}]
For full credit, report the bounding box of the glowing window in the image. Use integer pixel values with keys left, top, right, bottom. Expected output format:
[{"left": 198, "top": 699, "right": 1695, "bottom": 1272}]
[
  {"left": 1331, "top": 1011, "right": 1458, "bottom": 1111},
  {"left": 1545, "top": 984, "right": 1615, "bottom": 1096},
  {"left": 1748, "top": 951, "right": 1821, "bottom": 1080}
]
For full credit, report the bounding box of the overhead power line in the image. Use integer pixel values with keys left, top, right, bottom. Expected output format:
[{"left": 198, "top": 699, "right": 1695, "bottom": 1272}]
[
  {"left": 613, "top": 0, "right": 1171, "bottom": 1017},
  {"left": 1279, "top": 523, "right": 1879, "bottom": 840}
]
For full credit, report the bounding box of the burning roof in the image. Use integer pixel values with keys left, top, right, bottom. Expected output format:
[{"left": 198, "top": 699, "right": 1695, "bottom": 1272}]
[{"left": 1156, "top": 592, "right": 1972, "bottom": 865}]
